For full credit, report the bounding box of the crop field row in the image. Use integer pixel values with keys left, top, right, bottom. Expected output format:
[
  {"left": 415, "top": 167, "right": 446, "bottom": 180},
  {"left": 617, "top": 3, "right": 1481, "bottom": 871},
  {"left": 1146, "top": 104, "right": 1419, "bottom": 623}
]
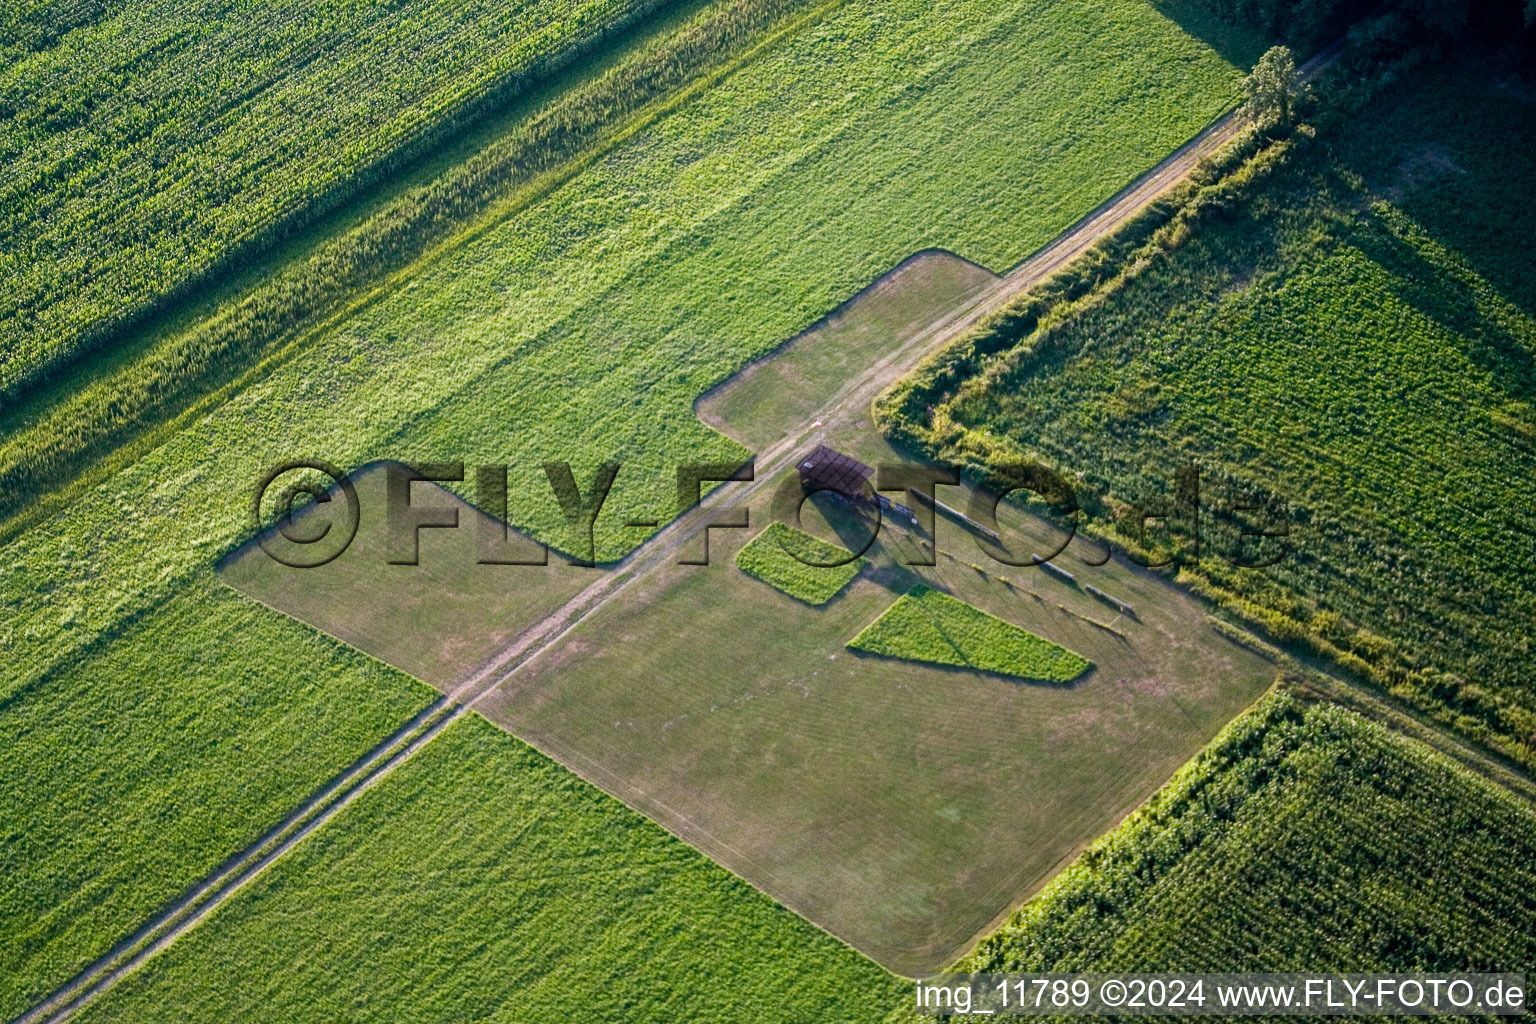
[
  {"left": 0, "top": 0, "right": 1262, "bottom": 1012},
  {"left": 878, "top": 60, "right": 1536, "bottom": 767},
  {"left": 0, "top": 0, "right": 662, "bottom": 399},
  {"left": 0, "top": 0, "right": 823, "bottom": 536},
  {"left": 847, "top": 584, "right": 1092, "bottom": 683},
  {"left": 890, "top": 692, "right": 1536, "bottom": 1022}
]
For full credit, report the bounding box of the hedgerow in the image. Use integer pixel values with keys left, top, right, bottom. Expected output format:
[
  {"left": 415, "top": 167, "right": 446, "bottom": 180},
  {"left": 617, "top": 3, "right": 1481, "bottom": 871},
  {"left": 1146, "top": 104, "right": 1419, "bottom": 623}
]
[
  {"left": 735, "top": 521, "right": 867, "bottom": 604},
  {"left": 848, "top": 585, "right": 1091, "bottom": 684}
]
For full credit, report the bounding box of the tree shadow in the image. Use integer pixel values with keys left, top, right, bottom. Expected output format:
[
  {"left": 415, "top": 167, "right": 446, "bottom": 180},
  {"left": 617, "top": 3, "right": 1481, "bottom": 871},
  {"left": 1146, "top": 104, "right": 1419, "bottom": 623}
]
[
  {"left": 800, "top": 491, "right": 929, "bottom": 595},
  {"left": 1338, "top": 59, "right": 1536, "bottom": 322},
  {"left": 1150, "top": 0, "right": 1273, "bottom": 71},
  {"left": 1347, "top": 202, "right": 1536, "bottom": 401}
]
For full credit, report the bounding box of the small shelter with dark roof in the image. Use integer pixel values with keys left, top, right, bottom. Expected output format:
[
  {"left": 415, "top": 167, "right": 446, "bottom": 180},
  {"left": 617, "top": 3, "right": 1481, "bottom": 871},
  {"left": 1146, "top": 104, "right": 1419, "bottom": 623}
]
[{"left": 798, "top": 444, "right": 873, "bottom": 500}]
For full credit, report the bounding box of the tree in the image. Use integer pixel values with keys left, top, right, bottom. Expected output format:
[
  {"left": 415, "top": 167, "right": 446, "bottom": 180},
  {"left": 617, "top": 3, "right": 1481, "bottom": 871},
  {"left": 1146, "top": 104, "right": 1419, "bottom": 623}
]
[
  {"left": 1526, "top": 0, "right": 1535, "bottom": 27},
  {"left": 1242, "top": 46, "right": 1300, "bottom": 129},
  {"left": 1407, "top": 0, "right": 1469, "bottom": 35}
]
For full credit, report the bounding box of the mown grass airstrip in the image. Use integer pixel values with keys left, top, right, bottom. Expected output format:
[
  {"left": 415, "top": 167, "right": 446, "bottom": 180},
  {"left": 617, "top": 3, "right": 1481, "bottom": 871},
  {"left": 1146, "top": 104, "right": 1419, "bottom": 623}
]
[
  {"left": 1, "top": 0, "right": 1262, "bottom": 1011},
  {"left": 219, "top": 463, "right": 594, "bottom": 691},
  {"left": 696, "top": 250, "right": 999, "bottom": 453},
  {"left": 472, "top": 483, "right": 1275, "bottom": 974},
  {"left": 218, "top": 237, "right": 1279, "bottom": 974}
]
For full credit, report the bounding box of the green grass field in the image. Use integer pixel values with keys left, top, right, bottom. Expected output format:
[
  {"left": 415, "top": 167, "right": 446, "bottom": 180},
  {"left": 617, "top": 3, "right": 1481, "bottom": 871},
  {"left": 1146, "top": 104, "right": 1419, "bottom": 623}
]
[
  {"left": 735, "top": 521, "right": 868, "bottom": 604},
  {"left": 848, "top": 584, "right": 1091, "bottom": 684},
  {"left": 0, "top": 577, "right": 433, "bottom": 1021},
  {"left": 0, "top": 0, "right": 658, "bottom": 399},
  {"left": 881, "top": 59, "right": 1536, "bottom": 767},
  {"left": 886, "top": 693, "right": 1536, "bottom": 1021},
  {"left": 0, "top": 0, "right": 1263, "bottom": 1010},
  {"left": 70, "top": 715, "right": 906, "bottom": 1024}
]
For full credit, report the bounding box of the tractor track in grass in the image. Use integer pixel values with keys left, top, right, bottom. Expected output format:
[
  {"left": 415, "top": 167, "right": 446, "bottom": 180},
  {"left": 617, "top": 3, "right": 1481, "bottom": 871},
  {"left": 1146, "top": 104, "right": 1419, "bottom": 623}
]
[{"left": 12, "top": 43, "right": 1345, "bottom": 1024}]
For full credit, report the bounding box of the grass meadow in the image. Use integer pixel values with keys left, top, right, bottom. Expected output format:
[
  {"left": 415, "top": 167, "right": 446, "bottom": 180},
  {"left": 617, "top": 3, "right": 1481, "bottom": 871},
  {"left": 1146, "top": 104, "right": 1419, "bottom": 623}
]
[
  {"left": 71, "top": 716, "right": 906, "bottom": 1024},
  {"left": 0, "top": 576, "right": 433, "bottom": 1020},
  {"left": 0, "top": 0, "right": 1262, "bottom": 1010},
  {"left": 848, "top": 584, "right": 1092, "bottom": 684}
]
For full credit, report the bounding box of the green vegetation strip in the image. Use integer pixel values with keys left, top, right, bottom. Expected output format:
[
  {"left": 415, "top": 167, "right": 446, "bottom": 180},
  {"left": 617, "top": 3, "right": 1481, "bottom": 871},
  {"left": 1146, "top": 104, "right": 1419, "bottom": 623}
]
[
  {"left": 0, "top": 0, "right": 663, "bottom": 400},
  {"left": 849, "top": 585, "right": 1090, "bottom": 683},
  {"left": 895, "top": 694, "right": 1536, "bottom": 1013},
  {"left": 73, "top": 716, "right": 905, "bottom": 1024},
  {"left": 735, "top": 522, "right": 867, "bottom": 604},
  {"left": 0, "top": 578, "right": 432, "bottom": 1022}
]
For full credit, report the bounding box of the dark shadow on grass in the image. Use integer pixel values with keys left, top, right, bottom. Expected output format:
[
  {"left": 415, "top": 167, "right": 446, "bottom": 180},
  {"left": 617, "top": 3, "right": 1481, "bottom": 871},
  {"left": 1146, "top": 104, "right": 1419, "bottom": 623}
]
[
  {"left": 1149, "top": 0, "right": 1273, "bottom": 71},
  {"left": 1348, "top": 203, "right": 1536, "bottom": 400},
  {"left": 1340, "top": 56, "right": 1536, "bottom": 321},
  {"left": 860, "top": 558, "right": 927, "bottom": 596},
  {"left": 843, "top": 644, "right": 1094, "bottom": 690}
]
